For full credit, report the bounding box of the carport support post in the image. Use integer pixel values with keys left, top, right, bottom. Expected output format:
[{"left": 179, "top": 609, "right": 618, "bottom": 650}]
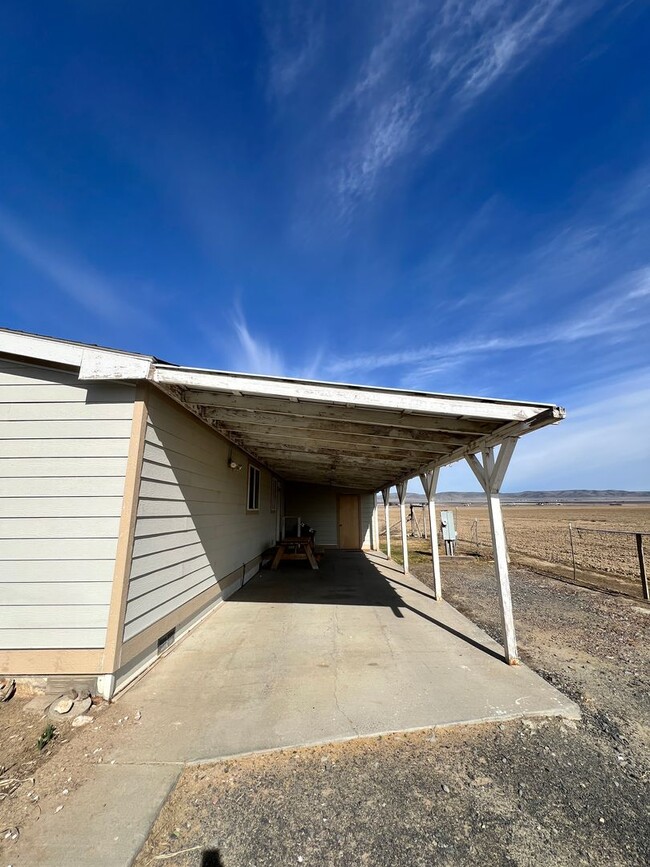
[
  {"left": 371, "top": 495, "right": 380, "bottom": 551},
  {"left": 420, "top": 469, "right": 441, "bottom": 600},
  {"left": 396, "top": 481, "right": 409, "bottom": 575},
  {"left": 466, "top": 439, "right": 519, "bottom": 664},
  {"left": 382, "top": 487, "right": 391, "bottom": 559}
]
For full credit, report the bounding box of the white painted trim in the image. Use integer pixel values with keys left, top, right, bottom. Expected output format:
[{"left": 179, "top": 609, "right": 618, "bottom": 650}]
[
  {"left": 420, "top": 470, "right": 441, "bottom": 600},
  {"left": 79, "top": 349, "right": 154, "bottom": 381},
  {"left": 0, "top": 328, "right": 154, "bottom": 374},
  {"left": 464, "top": 443, "right": 519, "bottom": 664},
  {"left": 153, "top": 367, "right": 554, "bottom": 423}
]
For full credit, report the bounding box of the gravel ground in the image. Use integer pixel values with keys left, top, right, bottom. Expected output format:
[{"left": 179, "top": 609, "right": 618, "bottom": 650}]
[{"left": 134, "top": 556, "right": 650, "bottom": 867}]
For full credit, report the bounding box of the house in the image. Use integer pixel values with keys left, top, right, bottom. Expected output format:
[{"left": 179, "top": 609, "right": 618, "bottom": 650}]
[{"left": 0, "top": 327, "right": 565, "bottom": 699}]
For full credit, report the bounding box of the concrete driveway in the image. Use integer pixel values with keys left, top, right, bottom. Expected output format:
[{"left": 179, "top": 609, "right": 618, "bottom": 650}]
[
  {"left": 18, "top": 552, "right": 579, "bottom": 866},
  {"left": 112, "top": 550, "right": 578, "bottom": 763}
]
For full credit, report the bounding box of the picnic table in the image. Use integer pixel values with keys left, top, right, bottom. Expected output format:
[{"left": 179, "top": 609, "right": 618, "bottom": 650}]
[{"left": 271, "top": 536, "right": 319, "bottom": 571}]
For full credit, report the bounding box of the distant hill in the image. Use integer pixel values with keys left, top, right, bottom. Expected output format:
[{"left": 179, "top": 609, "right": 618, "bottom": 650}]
[{"left": 379, "top": 490, "right": 650, "bottom": 504}]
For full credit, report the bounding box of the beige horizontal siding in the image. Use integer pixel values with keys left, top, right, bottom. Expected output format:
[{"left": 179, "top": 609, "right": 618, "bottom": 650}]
[
  {"left": 0, "top": 581, "right": 112, "bottom": 604},
  {"left": 360, "top": 493, "right": 374, "bottom": 549},
  {"left": 0, "top": 420, "right": 133, "bottom": 439},
  {"left": 0, "top": 401, "right": 134, "bottom": 421},
  {"left": 122, "top": 391, "right": 277, "bottom": 644},
  {"left": 0, "top": 605, "right": 108, "bottom": 629},
  {"left": 0, "top": 497, "right": 124, "bottom": 518},
  {"left": 0, "top": 456, "right": 128, "bottom": 477},
  {"left": 284, "top": 483, "right": 339, "bottom": 546},
  {"left": 1, "top": 476, "right": 129, "bottom": 496},
  {"left": 0, "top": 358, "right": 134, "bottom": 650},
  {"left": 0, "top": 538, "right": 121, "bottom": 560},
  {"left": 0, "top": 516, "right": 121, "bottom": 539},
  {"left": 3, "top": 560, "right": 115, "bottom": 582},
  {"left": 0, "top": 628, "right": 107, "bottom": 649}
]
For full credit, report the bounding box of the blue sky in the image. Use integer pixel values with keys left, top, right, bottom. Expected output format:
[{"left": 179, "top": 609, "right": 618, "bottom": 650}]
[{"left": 1, "top": 1, "right": 649, "bottom": 491}]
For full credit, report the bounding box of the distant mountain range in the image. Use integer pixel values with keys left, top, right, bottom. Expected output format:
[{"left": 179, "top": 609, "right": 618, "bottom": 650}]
[{"left": 380, "top": 490, "right": 650, "bottom": 504}]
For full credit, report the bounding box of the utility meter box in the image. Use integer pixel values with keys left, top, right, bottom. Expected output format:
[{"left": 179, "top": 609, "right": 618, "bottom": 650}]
[{"left": 440, "top": 510, "right": 457, "bottom": 556}]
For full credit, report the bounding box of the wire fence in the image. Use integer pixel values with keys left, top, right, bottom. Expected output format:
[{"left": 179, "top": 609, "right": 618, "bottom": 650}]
[
  {"left": 377, "top": 504, "right": 650, "bottom": 599},
  {"left": 568, "top": 524, "right": 648, "bottom": 600},
  {"left": 453, "top": 513, "right": 649, "bottom": 600}
]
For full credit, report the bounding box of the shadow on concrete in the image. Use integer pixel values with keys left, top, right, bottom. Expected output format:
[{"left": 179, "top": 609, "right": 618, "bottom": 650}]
[
  {"left": 232, "top": 551, "right": 405, "bottom": 614},
  {"left": 230, "top": 551, "right": 503, "bottom": 661}
]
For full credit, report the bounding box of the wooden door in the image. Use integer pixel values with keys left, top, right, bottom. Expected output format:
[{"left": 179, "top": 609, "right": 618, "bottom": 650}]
[{"left": 338, "top": 495, "right": 360, "bottom": 549}]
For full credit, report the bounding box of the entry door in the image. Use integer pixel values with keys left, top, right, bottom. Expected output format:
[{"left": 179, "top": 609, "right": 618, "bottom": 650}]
[{"left": 338, "top": 495, "right": 361, "bottom": 549}]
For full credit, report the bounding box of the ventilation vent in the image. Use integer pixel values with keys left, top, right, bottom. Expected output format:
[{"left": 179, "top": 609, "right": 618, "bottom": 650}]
[{"left": 157, "top": 628, "right": 175, "bottom": 656}]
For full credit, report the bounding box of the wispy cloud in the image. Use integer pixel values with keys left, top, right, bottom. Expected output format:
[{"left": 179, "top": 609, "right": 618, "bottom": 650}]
[
  {"left": 325, "top": 266, "right": 650, "bottom": 379},
  {"left": 264, "top": 1, "right": 323, "bottom": 100},
  {"left": 433, "top": 367, "right": 650, "bottom": 491},
  {"left": 0, "top": 207, "right": 136, "bottom": 322},
  {"left": 212, "top": 302, "right": 328, "bottom": 380},
  {"left": 329, "top": 0, "right": 600, "bottom": 219},
  {"left": 228, "top": 304, "right": 286, "bottom": 375},
  {"left": 503, "top": 369, "right": 650, "bottom": 489}
]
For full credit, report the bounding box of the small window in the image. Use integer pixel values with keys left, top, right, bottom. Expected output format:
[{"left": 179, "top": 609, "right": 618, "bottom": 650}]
[{"left": 247, "top": 464, "right": 260, "bottom": 512}]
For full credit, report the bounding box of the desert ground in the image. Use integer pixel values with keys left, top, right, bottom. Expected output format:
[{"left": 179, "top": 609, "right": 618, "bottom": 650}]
[{"left": 380, "top": 503, "right": 650, "bottom": 598}]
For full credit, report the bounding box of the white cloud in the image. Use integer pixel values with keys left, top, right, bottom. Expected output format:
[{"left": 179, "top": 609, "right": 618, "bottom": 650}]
[
  {"left": 324, "top": 266, "right": 650, "bottom": 380},
  {"left": 330, "top": 0, "right": 601, "bottom": 218},
  {"left": 503, "top": 370, "right": 650, "bottom": 489},
  {"left": 425, "top": 369, "right": 650, "bottom": 491},
  {"left": 228, "top": 305, "right": 286, "bottom": 376},
  {"left": 0, "top": 207, "right": 136, "bottom": 323}
]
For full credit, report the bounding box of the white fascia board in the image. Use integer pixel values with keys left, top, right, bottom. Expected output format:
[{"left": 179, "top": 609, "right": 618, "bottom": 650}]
[
  {"left": 153, "top": 367, "right": 557, "bottom": 423},
  {"left": 78, "top": 348, "right": 154, "bottom": 381},
  {"left": 0, "top": 329, "right": 85, "bottom": 368},
  {"left": 0, "top": 328, "right": 155, "bottom": 381}
]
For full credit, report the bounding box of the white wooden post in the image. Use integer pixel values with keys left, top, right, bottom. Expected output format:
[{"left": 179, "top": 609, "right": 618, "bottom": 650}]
[
  {"left": 382, "top": 487, "right": 391, "bottom": 559},
  {"left": 420, "top": 469, "right": 441, "bottom": 600},
  {"left": 371, "top": 495, "right": 380, "bottom": 551},
  {"left": 466, "top": 438, "right": 519, "bottom": 664},
  {"left": 396, "top": 481, "right": 409, "bottom": 575}
]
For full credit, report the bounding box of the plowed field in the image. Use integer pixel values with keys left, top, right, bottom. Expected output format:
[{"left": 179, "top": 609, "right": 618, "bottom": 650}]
[{"left": 380, "top": 503, "right": 650, "bottom": 594}]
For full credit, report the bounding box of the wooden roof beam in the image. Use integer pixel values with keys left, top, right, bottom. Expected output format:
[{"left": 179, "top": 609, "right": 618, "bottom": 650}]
[{"left": 177, "top": 391, "right": 503, "bottom": 435}]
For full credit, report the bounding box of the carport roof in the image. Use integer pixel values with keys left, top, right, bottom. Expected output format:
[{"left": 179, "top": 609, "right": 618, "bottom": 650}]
[
  {"left": 150, "top": 365, "right": 564, "bottom": 490},
  {"left": 0, "top": 327, "right": 565, "bottom": 491}
]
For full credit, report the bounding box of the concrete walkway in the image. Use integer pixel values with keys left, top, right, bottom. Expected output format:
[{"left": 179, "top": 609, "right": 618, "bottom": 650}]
[{"left": 17, "top": 552, "right": 579, "bottom": 865}]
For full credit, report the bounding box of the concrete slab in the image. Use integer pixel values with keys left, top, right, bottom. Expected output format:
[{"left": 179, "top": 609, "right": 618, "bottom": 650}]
[
  {"left": 109, "top": 551, "right": 579, "bottom": 764},
  {"left": 15, "top": 764, "right": 180, "bottom": 867},
  {"left": 15, "top": 552, "right": 579, "bottom": 866}
]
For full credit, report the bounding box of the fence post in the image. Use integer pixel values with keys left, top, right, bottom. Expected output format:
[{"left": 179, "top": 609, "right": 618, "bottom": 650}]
[{"left": 636, "top": 534, "right": 649, "bottom": 601}]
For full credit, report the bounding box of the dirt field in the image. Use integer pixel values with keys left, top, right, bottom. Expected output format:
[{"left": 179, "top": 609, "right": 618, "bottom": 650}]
[
  {"left": 134, "top": 557, "right": 650, "bottom": 867},
  {"left": 380, "top": 504, "right": 650, "bottom": 597}
]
